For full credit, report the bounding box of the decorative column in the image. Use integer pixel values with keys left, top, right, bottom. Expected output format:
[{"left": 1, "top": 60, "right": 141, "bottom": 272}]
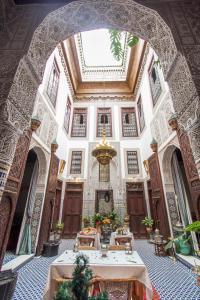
[{"left": 36, "top": 140, "right": 59, "bottom": 255}]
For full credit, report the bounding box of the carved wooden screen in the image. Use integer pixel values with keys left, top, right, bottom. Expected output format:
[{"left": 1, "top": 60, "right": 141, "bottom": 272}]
[
  {"left": 47, "top": 59, "right": 60, "bottom": 107},
  {"left": 177, "top": 128, "right": 200, "bottom": 220},
  {"left": 148, "top": 153, "right": 170, "bottom": 237},
  {"left": 0, "top": 129, "right": 32, "bottom": 268},
  {"left": 97, "top": 108, "right": 112, "bottom": 137},
  {"left": 121, "top": 108, "right": 138, "bottom": 137},
  {"left": 71, "top": 108, "right": 87, "bottom": 137},
  {"left": 137, "top": 96, "right": 145, "bottom": 133},
  {"left": 127, "top": 151, "right": 139, "bottom": 174},
  {"left": 36, "top": 153, "right": 59, "bottom": 255},
  {"left": 63, "top": 97, "right": 71, "bottom": 134},
  {"left": 148, "top": 58, "right": 162, "bottom": 106},
  {"left": 126, "top": 182, "right": 147, "bottom": 238}
]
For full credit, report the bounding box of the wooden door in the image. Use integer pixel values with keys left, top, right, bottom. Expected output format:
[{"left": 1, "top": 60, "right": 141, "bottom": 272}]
[
  {"left": 148, "top": 153, "right": 170, "bottom": 237},
  {"left": 52, "top": 180, "right": 63, "bottom": 226},
  {"left": 126, "top": 182, "right": 147, "bottom": 238},
  {"left": 63, "top": 183, "right": 83, "bottom": 238}
]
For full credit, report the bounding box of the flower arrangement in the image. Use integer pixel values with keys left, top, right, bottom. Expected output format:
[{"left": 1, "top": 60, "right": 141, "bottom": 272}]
[
  {"left": 102, "top": 218, "right": 111, "bottom": 225},
  {"left": 92, "top": 213, "right": 104, "bottom": 227}
]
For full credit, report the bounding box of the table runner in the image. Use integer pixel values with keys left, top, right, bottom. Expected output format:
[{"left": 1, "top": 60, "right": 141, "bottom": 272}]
[{"left": 43, "top": 250, "right": 153, "bottom": 300}]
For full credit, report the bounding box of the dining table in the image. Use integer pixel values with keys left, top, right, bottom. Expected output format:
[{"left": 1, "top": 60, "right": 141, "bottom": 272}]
[{"left": 43, "top": 249, "right": 153, "bottom": 300}]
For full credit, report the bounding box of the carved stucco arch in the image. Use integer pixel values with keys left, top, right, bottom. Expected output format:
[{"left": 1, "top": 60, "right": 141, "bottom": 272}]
[{"left": 4, "top": 0, "right": 200, "bottom": 179}]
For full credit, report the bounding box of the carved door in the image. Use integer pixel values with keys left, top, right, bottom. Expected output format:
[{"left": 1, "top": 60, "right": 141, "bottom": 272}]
[
  {"left": 177, "top": 128, "right": 200, "bottom": 220},
  {"left": 36, "top": 153, "right": 59, "bottom": 255},
  {"left": 52, "top": 180, "right": 63, "bottom": 226},
  {"left": 148, "top": 154, "right": 170, "bottom": 237},
  {"left": 126, "top": 183, "right": 147, "bottom": 238},
  {"left": 63, "top": 183, "right": 83, "bottom": 238},
  {"left": 0, "top": 130, "right": 32, "bottom": 268}
]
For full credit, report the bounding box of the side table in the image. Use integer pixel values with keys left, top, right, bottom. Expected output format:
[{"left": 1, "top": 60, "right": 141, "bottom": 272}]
[{"left": 154, "top": 240, "right": 167, "bottom": 256}]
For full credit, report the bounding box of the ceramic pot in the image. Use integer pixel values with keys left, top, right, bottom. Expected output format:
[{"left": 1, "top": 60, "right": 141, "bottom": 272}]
[
  {"left": 179, "top": 240, "right": 191, "bottom": 256},
  {"left": 146, "top": 227, "right": 152, "bottom": 234}
]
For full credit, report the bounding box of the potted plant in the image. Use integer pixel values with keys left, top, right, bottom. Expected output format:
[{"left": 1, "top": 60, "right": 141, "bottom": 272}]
[
  {"left": 55, "top": 222, "right": 64, "bottom": 241},
  {"left": 164, "top": 233, "right": 192, "bottom": 256},
  {"left": 83, "top": 216, "right": 91, "bottom": 228},
  {"left": 54, "top": 254, "right": 108, "bottom": 300},
  {"left": 141, "top": 217, "right": 154, "bottom": 234},
  {"left": 185, "top": 221, "right": 200, "bottom": 257},
  {"left": 92, "top": 213, "right": 103, "bottom": 233}
]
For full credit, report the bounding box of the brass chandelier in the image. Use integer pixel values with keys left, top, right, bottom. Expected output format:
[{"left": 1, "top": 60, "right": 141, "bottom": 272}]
[{"left": 92, "top": 128, "right": 117, "bottom": 165}]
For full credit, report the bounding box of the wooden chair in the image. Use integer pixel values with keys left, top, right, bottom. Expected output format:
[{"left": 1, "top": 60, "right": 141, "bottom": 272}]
[
  {"left": 115, "top": 236, "right": 132, "bottom": 246},
  {"left": 78, "top": 236, "right": 95, "bottom": 247},
  {"left": 78, "top": 245, "right": 97, "bottom": 250},
  {"left": 91, "top": 277, "right": 144, "bottom": 300},
  {"left": 108, "top": 245, "right": 126, "bottom": 251}
]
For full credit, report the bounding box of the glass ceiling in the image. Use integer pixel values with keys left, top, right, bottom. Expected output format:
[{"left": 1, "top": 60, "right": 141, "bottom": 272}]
[{"left": 74, "top": 29, "right": 131, "bottom": 82}]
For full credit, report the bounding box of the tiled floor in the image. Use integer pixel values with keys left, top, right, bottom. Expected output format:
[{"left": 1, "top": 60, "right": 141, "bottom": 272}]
[
  {"left": 3, "top": 251, "right": 17, "bottom": 265},
  {"left": 12, "top": 240, "right": 200, "bottom": 300}
]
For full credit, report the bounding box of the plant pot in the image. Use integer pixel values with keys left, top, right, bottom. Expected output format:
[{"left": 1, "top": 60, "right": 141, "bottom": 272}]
[
  {"left": 174, "top": 238, "right": 181, "bottom": 254},
  {"left": 146, "top": 227, "right": 152, "bottom": 234},
  {"left": 179, "top": 240, "right": 191, "bottom": 256},
  {"left": 0, "top": 270, "right": 18, "bottom": 300},
  {"left": 42, "top": 241, "right": 59, "bottom": 257}
]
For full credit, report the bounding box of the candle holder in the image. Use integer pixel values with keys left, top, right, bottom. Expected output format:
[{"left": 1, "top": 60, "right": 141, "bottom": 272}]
[
  {"left": 125, "top": 242, "right": 132, "bottom": 255},
  {"left": 101, "top": 244, "right": 108, "bottom": 257}
]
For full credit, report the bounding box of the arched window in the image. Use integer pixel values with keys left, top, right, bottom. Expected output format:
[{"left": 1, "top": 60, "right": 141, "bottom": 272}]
[{"left": 100, "top": 114, "right": 108, "bottom": 124}]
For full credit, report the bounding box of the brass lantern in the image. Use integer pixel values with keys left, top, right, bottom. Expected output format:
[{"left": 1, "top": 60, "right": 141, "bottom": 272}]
[{"left": 92, "top": 128, "right": 117, "bottom": 165}]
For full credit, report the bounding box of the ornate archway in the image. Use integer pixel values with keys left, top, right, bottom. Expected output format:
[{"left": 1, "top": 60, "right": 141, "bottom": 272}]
[{"left": 2, "top": 0, "right": 198, "bottom": 190}]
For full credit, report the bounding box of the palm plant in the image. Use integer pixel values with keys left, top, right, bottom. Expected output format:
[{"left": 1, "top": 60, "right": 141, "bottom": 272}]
[{"left": 109, "top": 29, "right": 139, "bottom": 61}]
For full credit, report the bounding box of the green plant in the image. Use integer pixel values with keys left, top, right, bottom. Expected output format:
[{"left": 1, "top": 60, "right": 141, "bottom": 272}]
[
  {"left": 141, "top": 217, "right": 154, "bottom": 227},
  {"left": 185, "top": 221, "right": 200, "bottom": 232},
  {"left": 54, "top": 254, "right": 108, "bottom": 300},
  {"left": 107, "top": 210, "right": 117, "bottom": 221},
  {"left": 164, "top": 233, "right": 192, "bottom": 254},
  {"left": 109, "top": 29, "right": 139, "bottom": 61},
  {"left": 92, "top": 213, "right": 104, "bottom": 226}
]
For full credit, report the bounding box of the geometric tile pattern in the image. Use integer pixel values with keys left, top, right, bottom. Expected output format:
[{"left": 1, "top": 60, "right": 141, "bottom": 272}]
[
  {"left": 12, "top": 240, "right": 200, "bottom": 300},
  {"left": 3, "top": 251, "right": 17, "bottom": 265}
]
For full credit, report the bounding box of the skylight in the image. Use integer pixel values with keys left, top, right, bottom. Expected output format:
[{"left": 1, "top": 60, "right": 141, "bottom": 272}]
[
  {"left": 80, "top": 29, "right": 125, "bottom": 67},
  {"left": 74, "top": 29, "right": 131, "bottom": 82}
]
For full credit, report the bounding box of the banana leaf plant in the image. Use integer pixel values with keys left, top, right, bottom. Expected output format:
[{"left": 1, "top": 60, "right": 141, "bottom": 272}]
[{"left": 109, "top": 29, "right": 139, "bottom": 61}]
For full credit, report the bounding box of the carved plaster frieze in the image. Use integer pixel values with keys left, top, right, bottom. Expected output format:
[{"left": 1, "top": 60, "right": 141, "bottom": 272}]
[
  {"left": 168, "top": 53, "right": 199, "bottom": 123},
  {"left": 74, "top": 95, "right": 135, "bottom": 102},
  {"left": 27, "top": 0, "right": 177, "bottom": 82},
  {"left": 7, "top": 59, "right": 38, "bottom": 130},
  {"left": 0, "top": 122, "right": 19, "bottom": 165}
]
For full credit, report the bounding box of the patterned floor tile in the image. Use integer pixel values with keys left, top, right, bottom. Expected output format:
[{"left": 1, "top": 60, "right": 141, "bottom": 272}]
[
  {"left": 3, "top": 251, "right": 17, "bottom": 265},
  {"left": 12, "top": 240, "right": 200, "bottom": 300}
]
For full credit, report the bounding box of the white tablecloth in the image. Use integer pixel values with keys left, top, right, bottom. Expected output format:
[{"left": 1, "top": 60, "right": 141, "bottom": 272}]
[
  {"left": 43, "top": 250, "right": 153, "bottom": 300},
  {"left": 76, "top": 233, "right": 101, "bottom": 250},
  {"left": 110, "top": 232, "right": 134, "bottom": 249}
]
